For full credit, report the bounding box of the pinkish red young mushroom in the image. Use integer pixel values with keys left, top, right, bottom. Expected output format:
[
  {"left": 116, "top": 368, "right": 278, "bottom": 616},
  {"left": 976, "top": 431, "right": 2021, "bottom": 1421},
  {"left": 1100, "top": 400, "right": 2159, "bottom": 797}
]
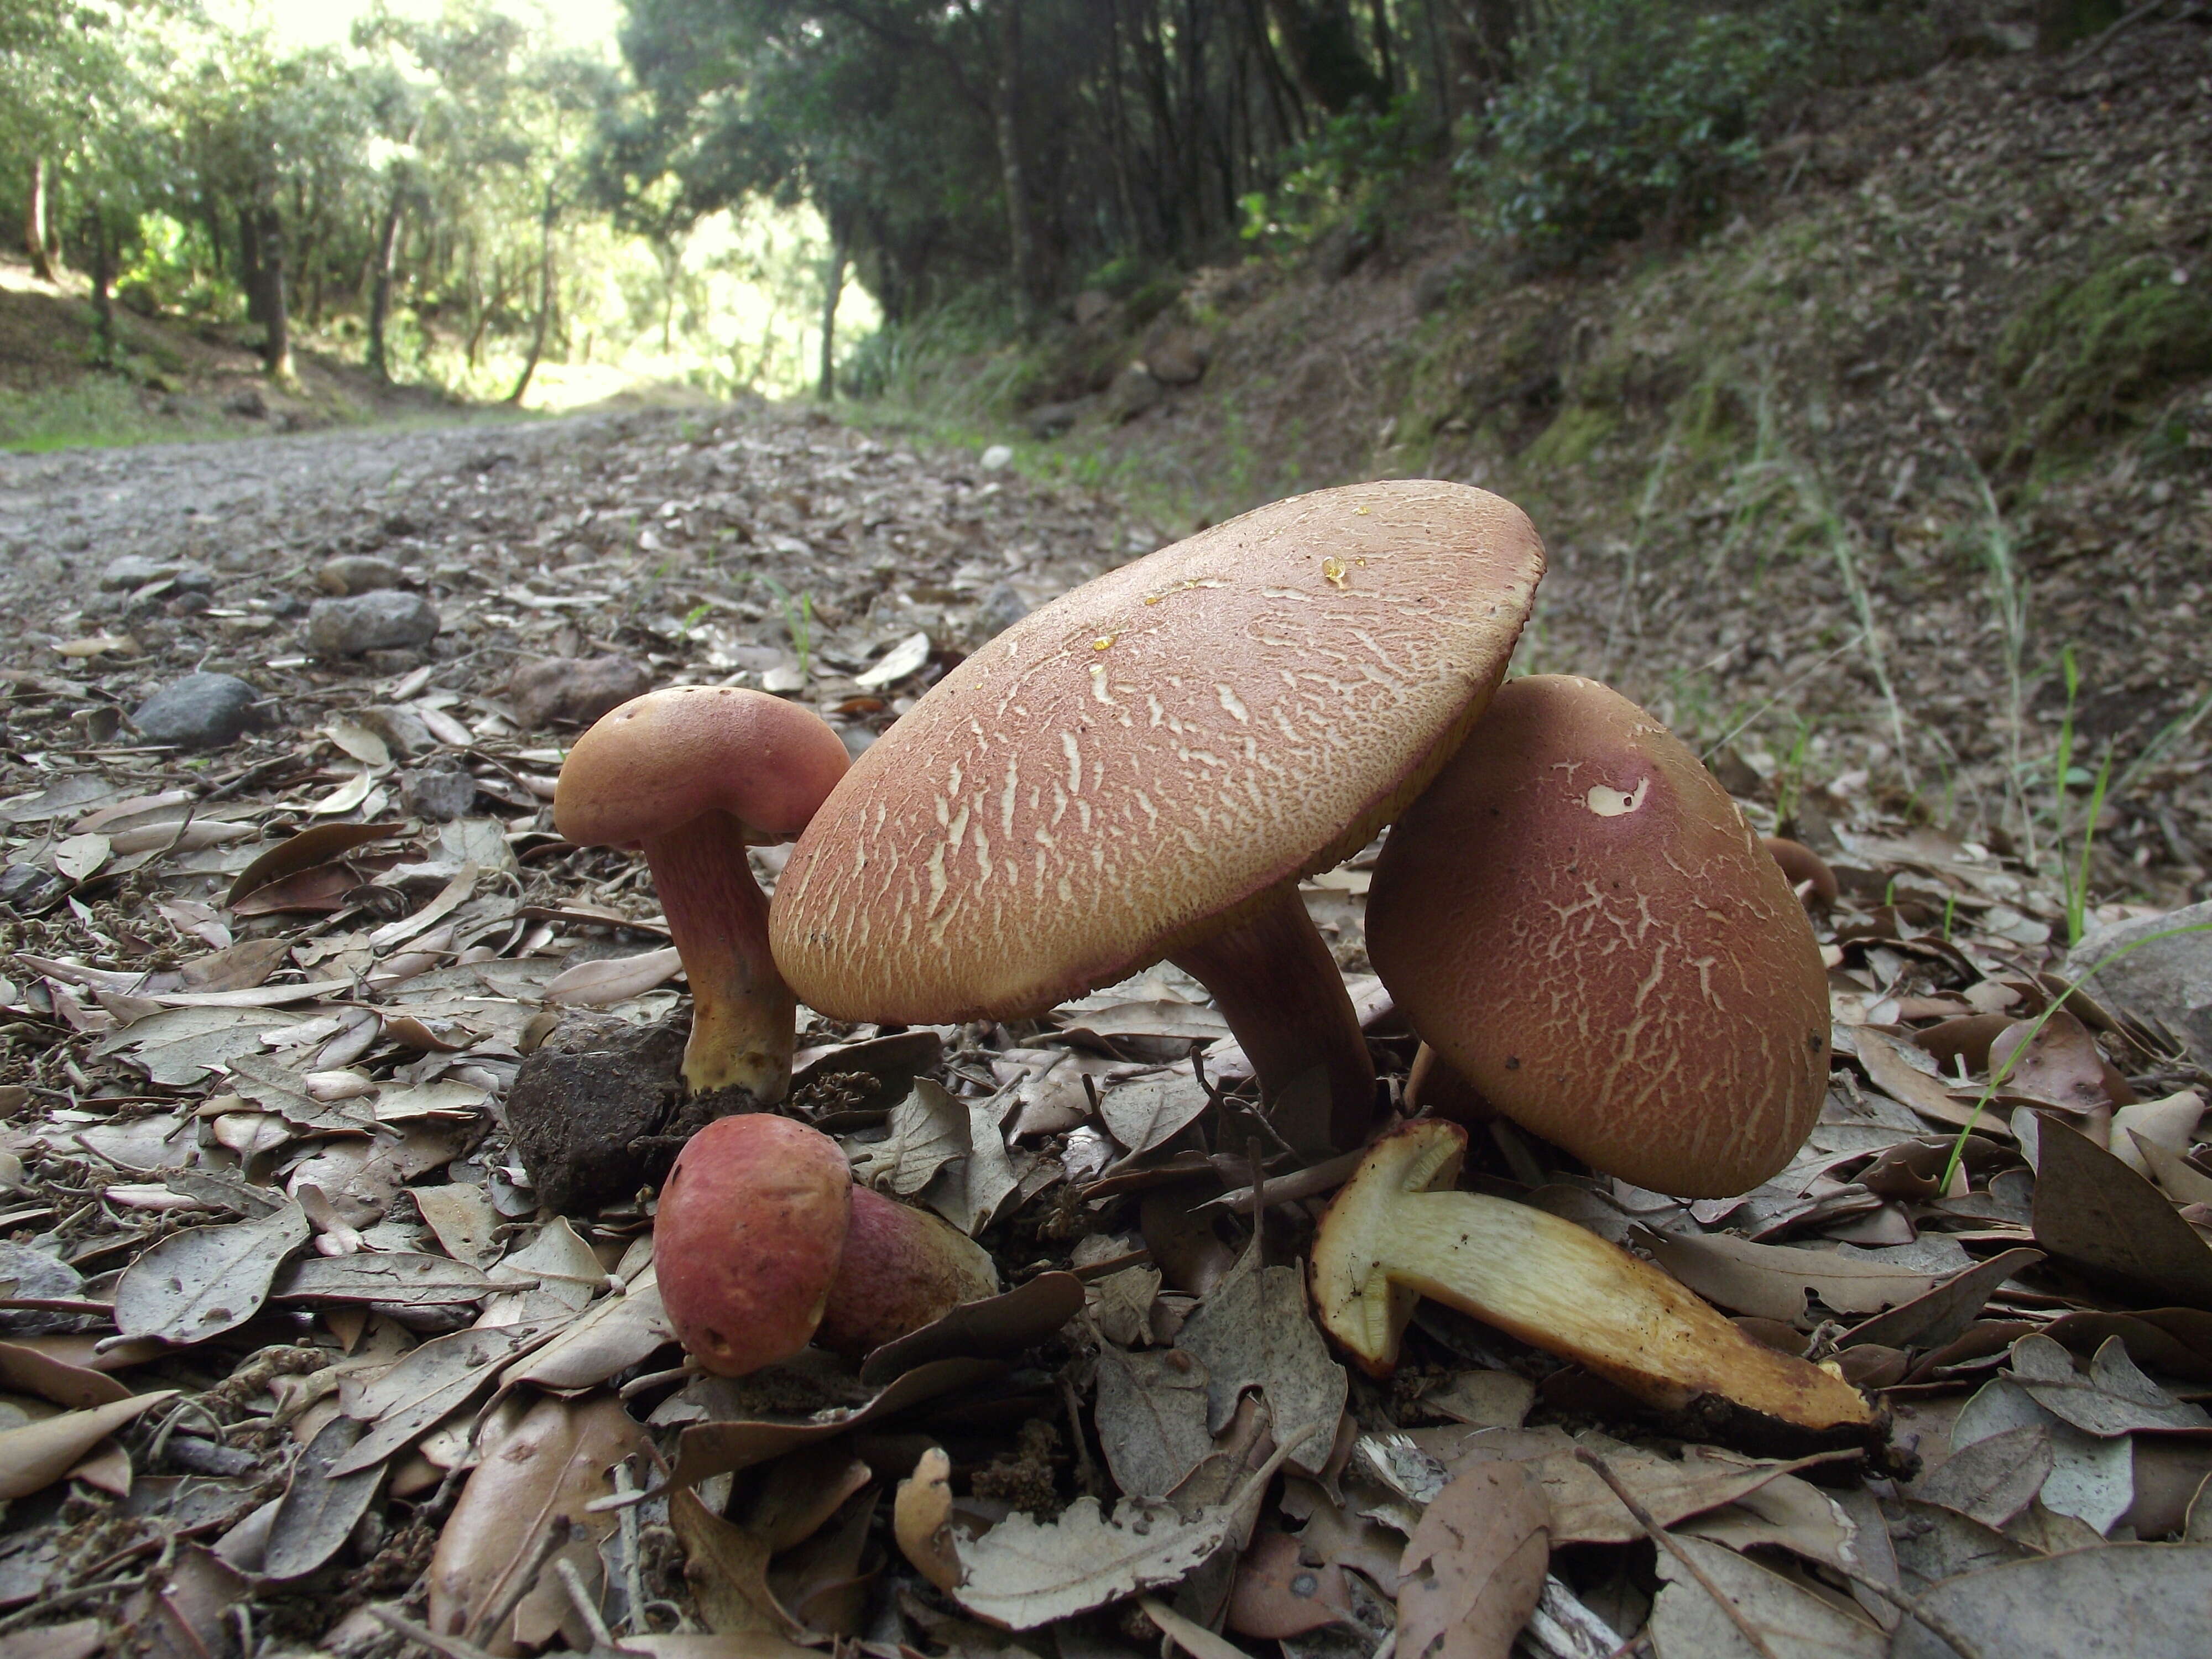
[
  {"left": 655, "top": 1113, "right": 998, "bottom": 1376},
  {"left": 555, "top": 686, "right": 849, "bottom": 1100}
]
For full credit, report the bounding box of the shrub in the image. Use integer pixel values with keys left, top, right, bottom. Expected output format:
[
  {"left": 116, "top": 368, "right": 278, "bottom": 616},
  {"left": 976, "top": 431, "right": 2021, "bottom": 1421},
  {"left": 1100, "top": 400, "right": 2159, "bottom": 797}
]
[
  {"left": 1997, "top": 253, "right": 2212, "bottom": 455},
  {"left": 1464, "top": 1, "right": 1824, "bottom": 264}
]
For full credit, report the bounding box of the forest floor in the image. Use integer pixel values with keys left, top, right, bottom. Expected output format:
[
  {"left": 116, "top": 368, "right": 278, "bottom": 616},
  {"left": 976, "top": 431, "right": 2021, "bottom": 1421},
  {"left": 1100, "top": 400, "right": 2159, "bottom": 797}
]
[
  {"left": 4, "top": 383, "right": 2212, "bottom": 1658},
  {"left": 6, "top": 14, "right": 2212, "bottom": 1659}
]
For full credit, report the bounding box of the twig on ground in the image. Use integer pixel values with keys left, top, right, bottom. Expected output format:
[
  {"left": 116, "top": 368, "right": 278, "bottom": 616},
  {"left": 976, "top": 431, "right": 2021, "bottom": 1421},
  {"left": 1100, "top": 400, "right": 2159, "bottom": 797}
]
[{"left": 1573, "top": 1446, "right": 1782, "bottom": 1659}]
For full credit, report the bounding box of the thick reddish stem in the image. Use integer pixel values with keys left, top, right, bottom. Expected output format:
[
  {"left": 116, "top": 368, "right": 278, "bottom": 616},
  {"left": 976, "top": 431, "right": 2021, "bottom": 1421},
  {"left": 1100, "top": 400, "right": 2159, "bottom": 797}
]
[
  {"left": 640, "top": 810, "right": 794, "bottom": 1099},
  {"left": 1170, "top": 880, "right": 1377, "bottom": 1155}
]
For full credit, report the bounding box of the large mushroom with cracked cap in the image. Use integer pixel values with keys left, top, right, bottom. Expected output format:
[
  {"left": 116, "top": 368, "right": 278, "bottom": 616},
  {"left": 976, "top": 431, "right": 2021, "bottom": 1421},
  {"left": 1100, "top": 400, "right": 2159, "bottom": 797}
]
[
  {"left": 1311, "top": 1119, "right": 1871, "bottom": 1430},
  {"left": 555, "top": 685, "right": 850, "bottom": 1101},
  {"left": 769, "top": 481, "right": 1545, "bottom": 1154},
  {"left": 1368, "top": 675, "right": 1829, "bottom": 1197}
]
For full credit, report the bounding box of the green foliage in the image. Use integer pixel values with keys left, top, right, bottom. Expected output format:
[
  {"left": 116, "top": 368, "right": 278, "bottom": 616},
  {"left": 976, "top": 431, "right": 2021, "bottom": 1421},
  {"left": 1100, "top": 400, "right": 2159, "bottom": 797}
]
[
  {"left": 1997, "top": 253, "right": 2212, "bottom": 455},
  {"left": 1240, "top": 96, "right": 1431, "bottom": 249},
  {"left": 1464, "top": 0, "right": 1819, "bottom": 263}
]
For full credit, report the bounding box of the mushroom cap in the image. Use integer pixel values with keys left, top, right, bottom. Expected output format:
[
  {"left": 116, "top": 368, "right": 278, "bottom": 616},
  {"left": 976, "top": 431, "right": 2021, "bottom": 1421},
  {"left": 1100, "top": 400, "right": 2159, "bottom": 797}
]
[
  {"left": 814, "top": 1185, "right": 1000, "bottom": 1356},
  {"left": 555, "top": 685, "right": 851, "bottom": 849},
  {"left": 770, "top": 481, "right": 1545, "bottom": 1022},
  {"left": 1368, "top": 675, "right": 1829, "bottom": 1198},
  {"left": 654, "top": 1113, "right": 853, "bottom": 1376}
]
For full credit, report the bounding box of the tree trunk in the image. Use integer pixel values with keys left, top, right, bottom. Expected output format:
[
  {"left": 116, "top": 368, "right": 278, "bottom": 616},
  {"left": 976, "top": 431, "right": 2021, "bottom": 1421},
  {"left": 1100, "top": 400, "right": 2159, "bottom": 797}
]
[
  {"left": 1366, "top": 0, "right": 1395, "bottom": 98},
  {"left": 818, "top": 214, "right": 848, "bottom": 400},
  {"left": 993, "top": 0, "right": 1035, "bottom": 325},
  {"left": 1263, "top": 0, "right": 1387, "bottom": 114},
  {"left": 508, "top": 187, "right": 556, "bottom": 406},
  {"left": 87, "top": 208, "right": 115, "bottom": 364},
  {"left": 25, "top": 159, "right": 56, "bottom": 282},
  {"left": 1443, "top": 0, "right": 1519, "bottom": 92},
  {"left": 239, "top": 208, "right": 266, "bottom": 326},
  {"left": 367, "top": 185, "right": 406, "bottom": 382},
  {"left": 257, "top": 205, "right": 294, "bottom": 384}
]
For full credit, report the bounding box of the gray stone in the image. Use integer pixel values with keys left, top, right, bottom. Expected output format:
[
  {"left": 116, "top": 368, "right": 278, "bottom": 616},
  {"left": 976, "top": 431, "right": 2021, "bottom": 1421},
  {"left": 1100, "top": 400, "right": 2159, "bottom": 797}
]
[
  {"left": 319, "top": 554, "right": 407, "bottom": 596},
  {"left": 1105, "top": 364, "right": 1164, "bottom": 422},
  {"left": 0, "top": 1241, "right": 90, "bottom": 1333},
  {"left": 401, "top": 763, "right": 478, "bottom": 823},
  {"left": 308, "top": 589, "right": 440, "bottom": 657},
  {"left": 101, "top": 554, "right": 191, "bottom": 591},
  {"left": 1144, "top": 326, "right": 1213, "bottom": 387},
  {"left": 975, "top": 582, "right": 1031, "bottom": 642},
  {"left": 2065, "top": 900, "right": 2212, "bottom": 1066},
  {"left": 225, "top": 387, "right": 267, "bottom": 419},
  {"left": 508, "top": 655, "right": 652, "bottom": 729},
  {"left": 361, "top": 648, "right": 426, "bottom": 676},
  {"left": 1026, "top": 400, "right": 1087, "bottom": 439},
  {"left": 131, "top": 672, "right": 260, "bottom": 749},
  {"left": 1072, "top": 289, "right": 1115, "bottom": 328}
]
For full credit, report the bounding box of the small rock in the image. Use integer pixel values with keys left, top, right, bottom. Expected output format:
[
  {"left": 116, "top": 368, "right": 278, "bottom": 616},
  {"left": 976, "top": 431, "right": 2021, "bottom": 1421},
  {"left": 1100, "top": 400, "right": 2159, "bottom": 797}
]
[
  {"left": 2067, "top": 900, "right": 2212, "bottom": 1067},
  {"left": 308, "top": 590, "right": 440, "bottom": 657},
  {"left": 401, "top": 762, "right": 477, "bottom": 823},
  {"left": 361, "top": 649, "right": 425, "bottom": 676},
  {"left": 1026, "top": 400, "right": 1086, "bottom": 439},
  {"left": 1072, "top": 289, "right": 1115, "bottom": 327},
  {"left": 319, "top": 554, "right": 406, "bottom": 596},
  {"left": 1105, "top": 364, "right": 1164, "bottom": 422},
  {"left": 1144, "top": 326, "right": 1213, "bottom": 386},
  {"left": 980, "top": 444, "right": 1015, "bottom": 471},
  {"left": 131, "top": 672, "right": 260, "bottom": 749},
  {"left": 100, "top": 554, "right": 186, "bottom": 591},
  {"left": 507, "top": 655, "right": 651, "bottom": 729},
  {"left": 225, "top": 387, "right": 267, "bottom": 419},
  {"left": 0, "top": 1241, "right": 90, "bottom": 1334},
  {"left": 975, "top": 582, "right": 1031, "bottom": 641}
]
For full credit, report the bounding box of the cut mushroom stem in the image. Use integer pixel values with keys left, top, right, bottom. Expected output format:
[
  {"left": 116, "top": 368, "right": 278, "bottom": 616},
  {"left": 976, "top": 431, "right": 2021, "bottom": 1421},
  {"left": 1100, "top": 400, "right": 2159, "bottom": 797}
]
[
  {"left": 1170, "top": 880, "right": 1376, "bottom": 1156},
  {"left": 642, "top": 808, "right": 793, "bottom": 1098},
  {"left": 1310, "top": 1120, "right": 1872, "bottom": 1432}
]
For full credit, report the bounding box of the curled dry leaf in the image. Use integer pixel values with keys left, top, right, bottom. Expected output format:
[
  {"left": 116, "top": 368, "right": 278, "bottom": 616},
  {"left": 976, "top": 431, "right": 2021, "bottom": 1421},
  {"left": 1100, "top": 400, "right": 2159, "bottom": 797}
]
[
  {"left": 1891, "top": 1541, "right": 2212, "bottom": 1659},
  {"left": 856, "top": 1269, "right": 1083, "bottom": 1385},
  {"left": 542, "top": 946, "right": 684, "bottom": 1007},
  {"left": 2032, "top": 1114, "right": 2212, "bottom": 1307},
  {"left": 262, "top": 1413, "right": 383, "bottom": 1580},
  {"left": 113, "top": 1202, "right": 310, "bottom": 1345},
  {"left": 894, "top": 1446, "right": 962, "bottom": 1593},
  {"left": 1174, "top": 1261, "right": 1347, "bottom": 1452},
  {"left": 1394, "top": 1462, "right": 1550, "bottom": 1659},
  {"left": 328, "top": 1321, "right": 549, "bottom": 1477},
  {"left": 670, "top": 1487, "right": 810, "bottom": 1641},
  {"left": 1226, "top": 1527, "right": 1355, "bottom": 1640},
  {"left": 1636, "top": 1227, "right": 1947, "bottom": 1323},
  {"left": 1990, "top": 1008, "right": 2113, "bottom": 1112},
  {"left": 0, "top": 1389, "right": 176, "bottom": 1501},
  {"left": 2007, "top": 1332, "right": 2212, "bottom": 1436},
  {"left": 1094, "top": 1343, "right": 1216, "bottom": 1500}
]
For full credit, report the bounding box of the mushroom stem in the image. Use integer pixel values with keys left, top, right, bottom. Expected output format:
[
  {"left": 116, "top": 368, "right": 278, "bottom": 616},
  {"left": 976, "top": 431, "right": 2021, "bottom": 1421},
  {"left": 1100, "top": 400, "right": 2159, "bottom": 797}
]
[
  {"left": 817, "top": 1186, "right": 1000, "bottom": 1357},
  {"left": 1170, "top": 879, "right": 1376, "bottom": 1155},
  {"left": 1311, "top": 1121, "right": 1871, "bottom": 1432},
  {"left": 639, "top": 808, "right": 794, "bottom": 1099}
]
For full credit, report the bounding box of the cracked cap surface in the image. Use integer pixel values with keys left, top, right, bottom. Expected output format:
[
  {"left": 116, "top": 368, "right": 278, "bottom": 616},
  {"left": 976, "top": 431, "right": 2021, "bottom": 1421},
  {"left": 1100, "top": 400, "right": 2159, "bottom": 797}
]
[{"left": 769, "top": 480, "right": 1545, "bottom": 1022}]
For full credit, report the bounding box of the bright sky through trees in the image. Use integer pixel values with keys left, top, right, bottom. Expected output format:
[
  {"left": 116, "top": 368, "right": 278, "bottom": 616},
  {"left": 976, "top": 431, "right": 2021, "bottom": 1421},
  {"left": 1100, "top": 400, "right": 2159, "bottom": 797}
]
[{"left": 238, "top": 1, "right": 625, "bottom": 56}]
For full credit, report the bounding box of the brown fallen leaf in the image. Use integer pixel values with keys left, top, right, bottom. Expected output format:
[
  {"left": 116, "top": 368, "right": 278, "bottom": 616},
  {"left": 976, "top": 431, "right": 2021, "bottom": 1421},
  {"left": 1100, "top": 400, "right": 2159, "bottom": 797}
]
[
  {"left": 671, "top": 1486, "right": 811, "bottom": 1640},
  {"left": 1636, "top": 1227, "right": 1945, "bottom": 1322},
  {"left": 426, "top": 1393, "right": 648, "bottom": 1655},
  {"left": 665, "top": 1357, "right": 998, "bottom": 1490},
  {"left": 2032, "top": 1114, "right": 2212, "bottom": 1306},
  {"left": 0, "top": 1389, "right": 176, "bottom": 1500},
  {"left": 1227, "top": 1527, "right": 1355, "bottom": 1640},
  {"left": 1915, "top": 1423, "right": 2055, "bottom": 1529},
  {"left": 1394, "top": 1462, "right": 1549, "bottom": 1659},
  {"left": 0, "top": 1339, "right": 134, "bottom": 1409},
  {"left": 1990, "top": 1008, "right": 2115, "bottom": 1112}
]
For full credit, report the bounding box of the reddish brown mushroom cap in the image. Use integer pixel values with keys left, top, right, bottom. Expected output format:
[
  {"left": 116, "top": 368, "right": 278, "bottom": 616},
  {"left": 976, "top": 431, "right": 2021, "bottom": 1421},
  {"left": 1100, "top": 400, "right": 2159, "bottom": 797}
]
[
  {"left": 815, "top": 1185, "right": 999, "bottom": 1357},
  {"left": 771, "top": 483, "right": 1541, "bottom": 1020},
  {"left": 1368, "top": 675, "right": 1829, "bottom": 1198},
  {"left": 555, "top": 685, "right": 851, "bottom": 849},
  {"left": 655, "top": 1114, "right": 853, "bottom": 1377}
]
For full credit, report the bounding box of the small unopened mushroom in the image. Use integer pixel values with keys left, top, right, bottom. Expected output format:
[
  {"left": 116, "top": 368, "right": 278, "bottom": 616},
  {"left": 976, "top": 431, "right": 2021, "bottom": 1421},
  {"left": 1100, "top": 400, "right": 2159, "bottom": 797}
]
[
  {"left": 1369, "top": 675, "right": 1829, "bottom": 1197},
  {"left": 555, "top": 686, "right": 849, "bottom": 1100},
  {"left": 770, "top": 481, "right": 1545, "bottom": 1153},
  {"left": 1310, "top": 1120, "right": 1871, "bottom": 1430},
  {"left": 655, "top": 1114, "right": 998, "bottom": 1376}
]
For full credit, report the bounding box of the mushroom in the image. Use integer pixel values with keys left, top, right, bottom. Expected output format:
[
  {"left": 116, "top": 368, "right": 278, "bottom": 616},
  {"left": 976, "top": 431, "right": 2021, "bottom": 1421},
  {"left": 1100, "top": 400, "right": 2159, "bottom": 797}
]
[
  {"left": 1368, "top": 675, "right": 1829, "bottom": 1197},
  {"left": 1310, "top": 1119, "right": 1871, "bottom": 1431},
  {"left": 1764, "top": 835, "right": 1840, "bottom": 909},
  {"left": 770, "top": 481, "right": 1545, "bottom": 1153},
  {"left": 655, "top": 1113, "right": 999, "bottom": 1376},
  {"left": 555, "top": 685, "right": 850, "bottom": 1100}
]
